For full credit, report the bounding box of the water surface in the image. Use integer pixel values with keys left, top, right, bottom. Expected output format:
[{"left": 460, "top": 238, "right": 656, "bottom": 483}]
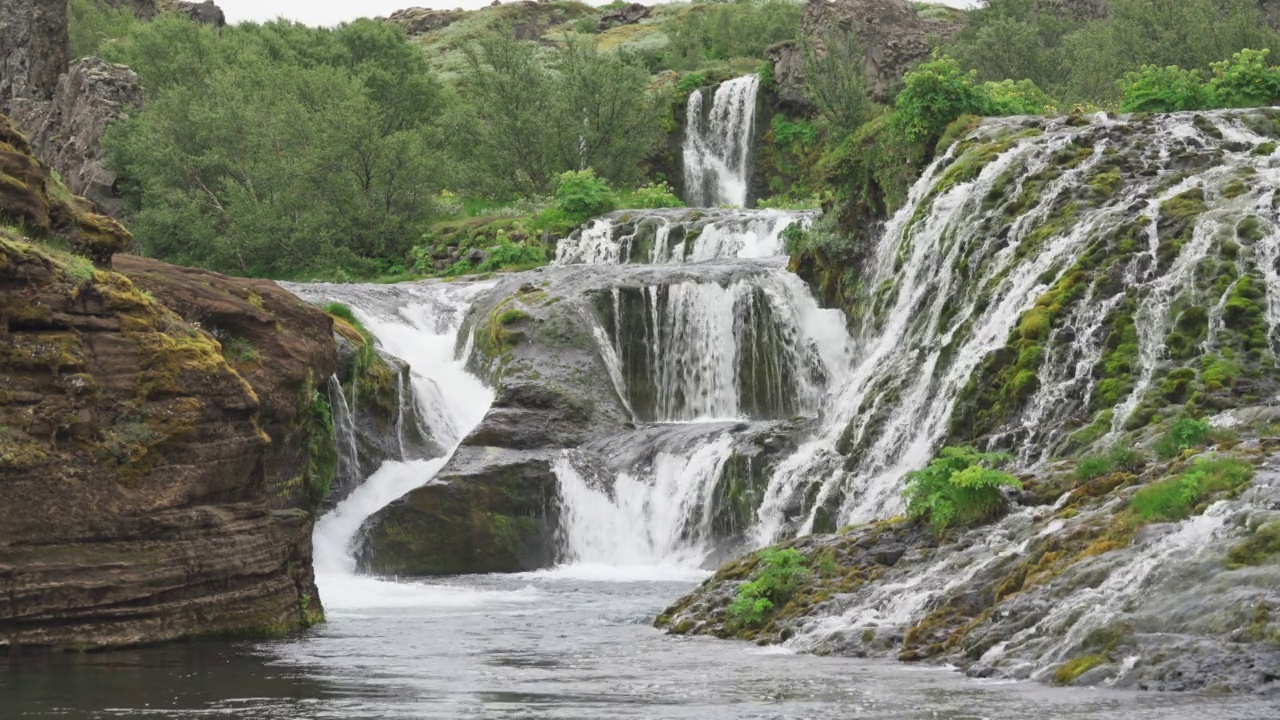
[{"left": 6, "top": 571, "right": 1277, "bottom": 719}]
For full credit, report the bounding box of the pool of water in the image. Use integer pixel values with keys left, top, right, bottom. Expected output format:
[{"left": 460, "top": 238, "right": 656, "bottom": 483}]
[{"left": 5, "top": 569, "right": 1279, "bottom": 719}]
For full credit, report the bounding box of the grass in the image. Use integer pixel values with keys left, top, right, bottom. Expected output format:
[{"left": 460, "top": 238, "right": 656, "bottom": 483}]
[
  {"left": 1130, "top": 456, "right": 1253, "bottom": 523},
  {"left": 1074, "top": 446, "right": 1145, "bottom": 481}
]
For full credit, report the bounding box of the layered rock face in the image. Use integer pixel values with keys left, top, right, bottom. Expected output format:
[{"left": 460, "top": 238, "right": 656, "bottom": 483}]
[
  {"left": 357, "top": 275, "right": 629, "bottom": 575},
  {"left": 116, "top": 256, "right": 341, "bottom": 514},
  {"left": 0, "top": 114, "right": 323, "bottom": 651},
  {"left": 0, "top": 238, "right": 322, "bottom": 651},
  {"left": 0, "top": 0, "right": 69, "bottom": 111},
  {"left": 10, "top": 58, "right": 144, "bottom": 218},
  {"left": 771, "top": 0, "right": 962, "bottom": 105}
]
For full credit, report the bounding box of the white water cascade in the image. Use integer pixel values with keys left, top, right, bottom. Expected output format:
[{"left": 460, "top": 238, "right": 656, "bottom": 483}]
[
  {"left": 282, "top": 281, "right": 498, "bottom": 604},
  {"left": 545, "top": 207, "right": 851, "bottom": 571},
  {"left": 554, "top": 209, "right": 813, "bottom": 265},
  {"left": 748, "top": 110, "right": 1280, "bottom": 543},
  {"left": 683, "top": 74, "right": 760, "bottom": 208}
]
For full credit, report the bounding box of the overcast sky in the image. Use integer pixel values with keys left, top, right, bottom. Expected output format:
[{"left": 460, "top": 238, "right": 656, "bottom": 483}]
[{"left": 217, "top": 0, "right": 976, "bottom": 27}]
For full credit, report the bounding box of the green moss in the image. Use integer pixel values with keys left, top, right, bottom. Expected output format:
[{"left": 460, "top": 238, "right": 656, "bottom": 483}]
[
  {"left": 1157, "top": 188, "right": 1207, "bottom": 271},
  {"left": 1091, "top": 294, "right": 1139, "bottom": 412},
  {"left": 1053, "top": 654, "right": 1107, "bottom": 684},
  {"left": 1227, "top": 520, "right": 1280, "bottom": 568}
]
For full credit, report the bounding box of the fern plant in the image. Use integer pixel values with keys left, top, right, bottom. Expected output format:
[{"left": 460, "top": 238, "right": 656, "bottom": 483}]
[{"left": 903, "top": 446, "right": 1022, "bottom": 534}]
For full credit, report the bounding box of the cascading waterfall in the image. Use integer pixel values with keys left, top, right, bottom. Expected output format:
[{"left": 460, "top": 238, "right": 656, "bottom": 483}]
[
  {"left": 595, "top": 274, "right": 835, "bottom": 421},
  {"left": 750, "top": 109, "right": 1280, "bottom": 548},
  {"left": 290, "top": 106, "right": 1280, "bottom": 593},
  {"left": 683, "top": 74, "right": 760, "bottom": 208},
  {"left": 553, "top": 432, "right": 736, "bottom": 577},
  {"left": 554, "top": 209, "right": 813, "bottom": 265},
  {"left": 281, "top": 281, "right": 497, "bottom": 600}
]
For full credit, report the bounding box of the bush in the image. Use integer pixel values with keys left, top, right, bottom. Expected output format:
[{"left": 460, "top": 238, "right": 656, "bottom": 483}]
[
  {"left": 903, "top": 446, "right": 1023, "bottom": 534},
  {"left": 629, "top": 181, "right": 684, "bottom": 209},
  {"left": 1154, "top": 417, "right": 1211, "bottom": 459},
  {"left": 1075, "top": 446, "right": 1145, "bottom": 481},
  {"left": 726, "top": 548, "right": 810, "bottom": 629},
  {"left": 676, "top": 72, "right": 707, "bottom": 95},
  {"left": 892, "top": 56, "right": 992, "bottom": 145},
  {"left": 1118, "top": 65, "right": 1212, "bottom": 113},
  {"left": 69, "top": 0, "right": 142, "bottom": 58},
  {"left": 443, "top": 239, "right": 547, "bottom": 277},
  {"left": 553, "top": 169, "right": 618, "bottom": 222},
  {"left": 1208, "top": 48, "right": 1280, "bottom": 108},
  {"left": 1131, "top": 456, "right": 1253, "bottom": 522}
]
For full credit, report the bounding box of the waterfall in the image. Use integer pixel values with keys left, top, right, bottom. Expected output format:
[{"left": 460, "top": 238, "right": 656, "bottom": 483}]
[
  {"left": 683, "top": 74, "right": 760, "bottom": 208},
  {"left": 752, "top": 110, "right": 1280, "bottom": 543},
  {"left": 594, "top": 274, "right": 841, "bottom": 422},
  {"left": 551, "top": 432, "right": 735, "bottom": 578},
  {"left": 553, "top": 208, "right": 814, "bottom": 265},
  {"left": 281, "top": 281, "right": 497, "bottom": 601}
]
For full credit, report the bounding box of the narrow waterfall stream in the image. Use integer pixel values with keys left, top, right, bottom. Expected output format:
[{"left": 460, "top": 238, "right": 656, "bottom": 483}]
[{"left": 683, "top": 74, "right": 760, "bottom": 207}]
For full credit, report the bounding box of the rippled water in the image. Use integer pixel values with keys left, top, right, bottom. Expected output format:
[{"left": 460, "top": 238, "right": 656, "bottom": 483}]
[{"left": 6, "top": 572, "right": 1279, "bottom": 719}]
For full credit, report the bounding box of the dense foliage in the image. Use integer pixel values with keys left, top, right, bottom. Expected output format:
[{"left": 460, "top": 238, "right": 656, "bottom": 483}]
[
  {"left": 903, "top": 447, "right": 1023, "bottom": 533},
  {"left": 91, "top": 10, "right": 665, "bottom": 277},
  {"left": 945, "top": 0, "right": 1280, "bottom": 106}
]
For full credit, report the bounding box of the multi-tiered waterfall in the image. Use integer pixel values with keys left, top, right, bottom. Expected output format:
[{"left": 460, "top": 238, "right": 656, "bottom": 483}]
[
  {"left": 683, "top": 75, "right": 761, "bottom": 208},
  {"left": 289, "top": 107, "right": 1280, "bottom": 620}
]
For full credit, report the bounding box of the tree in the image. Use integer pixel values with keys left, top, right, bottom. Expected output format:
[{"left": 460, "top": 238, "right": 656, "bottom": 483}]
[
  {"left": 103, "top": 17, "right": 446, "bottom": 275},
  {"left": 801, "top": 29, "right": 872, "bottom": 143}
]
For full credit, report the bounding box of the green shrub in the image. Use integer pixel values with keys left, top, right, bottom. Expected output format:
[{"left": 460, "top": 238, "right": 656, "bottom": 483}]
[
  {"left": 444, "top": 239, "right": 547, "bottom": 277},
  {"left": 69, "top": 0, "right": 142, "bottom": 58},
  {"left": 726, "top": 548, "right": 810, "bottom": 629},
  {"left": 676, "top": 72, "right": 707, "bottom": 95},
  {"left": 1131, "top": 456, "right": 1253, "bottom": 522},
  {"left": 1208, "top": 48, "right": 1280, "bottom": 108},
  {"left": 629, "top": 181, "right": 684, "bottom": 209},
  {"left": 903, "top": 446, "right": 1023, "bottom": 534},
  {"left": 553, "top": 169, "right": 618, "bottom": 223},
  {"left": 979, "top": 78, "right": 1055, "bottom": 115},
  {"left": 892, "top": 56, "right": 992, "bottom": 145},
  {"left": 1154, "top": 417, "right": 1211, "bottom": 459},
  {"left": 1075, "top": 446, "right": 1145, "bottom": 481},
  {"left": 1118, "top": 65, "right": 1212, "bottom": 113}
]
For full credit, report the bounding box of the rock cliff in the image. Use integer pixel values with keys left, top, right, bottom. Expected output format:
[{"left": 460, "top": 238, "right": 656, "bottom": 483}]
[
  {"left": 0, "top": 113, "right": 329, "bottom": 651},
  {"left": 10, "top": 58, "right": 143, "bottom": 218},
  {"left": 770, "top": 0, "right": 963, "bottom": 105},
  {"left": 0, "top": 0, "right": 69, "bottom": 112}
]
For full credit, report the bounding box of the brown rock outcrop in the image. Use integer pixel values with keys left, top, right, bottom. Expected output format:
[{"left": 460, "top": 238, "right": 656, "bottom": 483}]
[
  {"left": 115, "top": 255, "right": 341, "bottom": 514},
  {"left": 0, "top": 112, "right": 326, "bottom": 651},
  {"left": 0, "top": 236, "right": 322, "bottom": 651},
  {"left": 9, "top": 58, "right": 144, "bottom": 218},
  {"left": 0, "top": 0, "right": 70, "bottom": 111},
  {"left": 599, "top": 3, "right": 650, "bottom": 30},
  {"left": 771, "top": 0, "right": 963, "bottom": 105},
  {"left": 386, "top": 7, "right": 467, "bottom": 36},
  {"left": 174, "top": 0, "right": 226, "bottom": 27}
]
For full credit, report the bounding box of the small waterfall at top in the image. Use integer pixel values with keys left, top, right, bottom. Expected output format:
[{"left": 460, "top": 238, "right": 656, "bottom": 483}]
[
  {"left": 281, "top": 281, "right": 496, "bottom": 603},
  {"left": 683, "top": 74, "right": 760, "bottom": 208}
]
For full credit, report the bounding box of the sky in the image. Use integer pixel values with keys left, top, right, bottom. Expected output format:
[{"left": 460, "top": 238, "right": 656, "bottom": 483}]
[{"left": 218, "top": 0, "right": 977, "bottom": 27}]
